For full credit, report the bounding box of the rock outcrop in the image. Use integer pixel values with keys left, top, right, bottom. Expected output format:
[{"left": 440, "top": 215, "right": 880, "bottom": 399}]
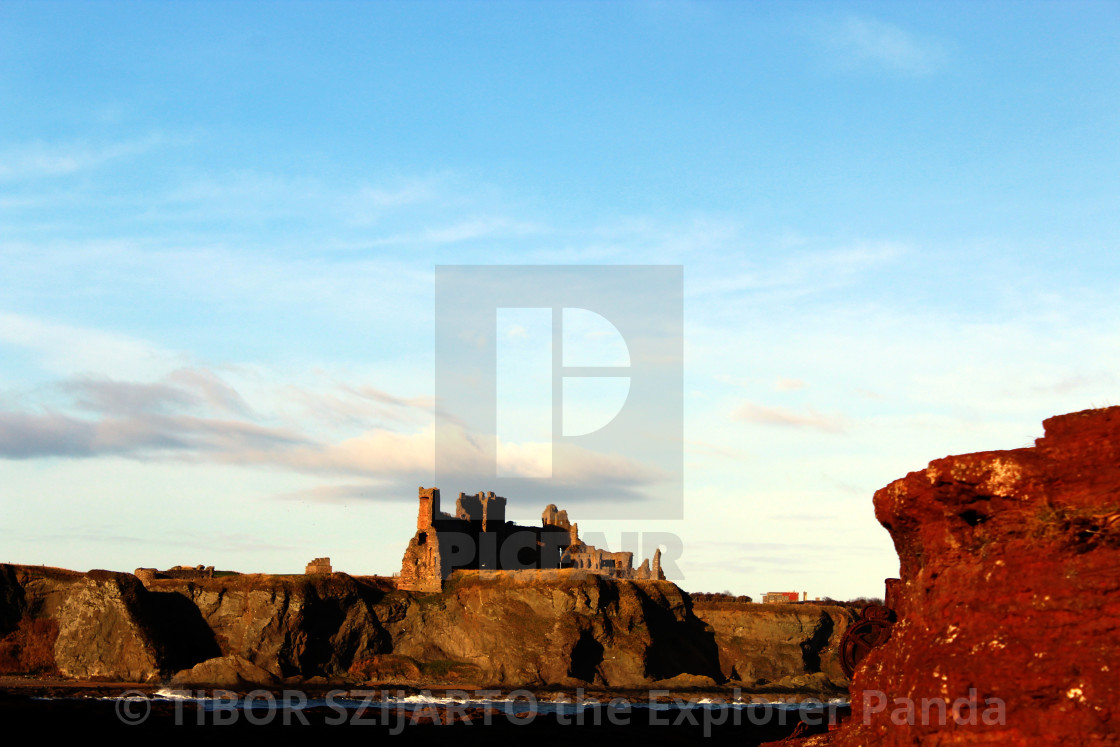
[
  {"left": 53, "top": 570, "right": 192, "bottom": 682},
  {"left": 149, "top": 573, "right": 391, "bottom": 680},
  {"left": 0, "top": 565, "right": 80, "bottom": 674},
  {"left": 832, "top": 407, "right": 1120, "bottom": 745},
  {"left": 378, "top": 571, "right": 721, "bottom": 687},
  {"left": 693, "top": 600, "right": 856, "bottom": 690},
  {"left": 170, "top": 654, "right": 280, "bottom": 689}
]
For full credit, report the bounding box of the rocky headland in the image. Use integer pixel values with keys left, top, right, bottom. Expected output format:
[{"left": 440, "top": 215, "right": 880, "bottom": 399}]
[{"left": 0, "top": 564, "right": 856, "bottom": 697}]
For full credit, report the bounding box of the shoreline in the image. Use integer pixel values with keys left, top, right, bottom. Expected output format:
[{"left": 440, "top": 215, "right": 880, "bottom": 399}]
[
  {"left": 0, "top": 677, "right": 848, "bottom": 742},
  {"left": 0, "top": 674, "right": 848, "bottom": 705}
]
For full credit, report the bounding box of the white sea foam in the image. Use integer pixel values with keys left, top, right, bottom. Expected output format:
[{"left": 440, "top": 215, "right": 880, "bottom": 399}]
[
  {"left": 153, "top": 688, "right": 201, "bottom": 701},
  {"left": 80, "top": 689, "right": 850, "bottom": 713}
]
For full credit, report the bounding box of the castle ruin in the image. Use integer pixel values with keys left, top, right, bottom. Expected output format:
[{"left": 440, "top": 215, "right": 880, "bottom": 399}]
[
  {"left": 305, "top": 557, "right": 333, "bottom": 574},
  {"left": 134, "top": 564, "right": 216, "bottom": 585},
  {"left": 398, "top": 487, "right": 664, "bottom": 592}
]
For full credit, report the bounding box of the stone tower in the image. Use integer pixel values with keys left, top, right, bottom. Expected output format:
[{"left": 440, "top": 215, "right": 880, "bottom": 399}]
[{"left": 417, "top": 487, "right": 441, "bottom": 531}]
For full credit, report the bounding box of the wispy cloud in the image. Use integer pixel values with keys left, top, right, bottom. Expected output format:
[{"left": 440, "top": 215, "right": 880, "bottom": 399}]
[
  {"left": 821, "top": 16, "right": 947, "bottom": 76},
  {"left": 345, "top": 179, "right": 443, "bottom": 226},
  {"left": 0, "top": 311, "right": 184, "bottom": 378},
  {"left": 369, "top": 217, "right": 547, "bottom": 247},
  {"left": 0, "top": 357, "right": 668, "bottom": 503},
  {"left": 62, "top": 373, "right": 242, "bottom": 418},
  {"left": 0, "top": 364, "right": 302, "bottom": 460},
  {"left": 684, "top": 439, "right": 749, "bottom": 460},
  {"left": 692, "top": 241, "right": 906, "bottom": 301},
  {"left": 16, "top": 526, "right": 297, "bottom": 553},
  {"left": 271, "top": 483, "right": 396, "bottom": 505},
  {"left": 0, "top": 134, "right": 168, "bottom": 181},
  {"left": 0, "top": 408, "right": 307, "bottom": 460},
  {"left": 283, "top": 382, "right": 432, "bottom": 431},
  {"left": 732, "top": 401, "right": 847, "bottom": 433}
]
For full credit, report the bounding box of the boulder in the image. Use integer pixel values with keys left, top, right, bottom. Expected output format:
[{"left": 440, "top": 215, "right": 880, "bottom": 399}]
[
  {"left": 170, "top": 655, "right": 279, "bottom": 689},
  {"left": 651, "top": 673, "right": 719, "bottom": 689}
]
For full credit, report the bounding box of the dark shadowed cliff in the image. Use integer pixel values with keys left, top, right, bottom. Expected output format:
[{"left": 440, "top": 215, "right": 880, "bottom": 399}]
[{"left": 1, "top": 565, "right": 854, "bottom": 691}]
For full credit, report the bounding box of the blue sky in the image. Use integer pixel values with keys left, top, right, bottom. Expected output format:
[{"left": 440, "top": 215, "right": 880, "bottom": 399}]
[{"left": 1, "top": 1, "right": 1118, "bottom": 599}]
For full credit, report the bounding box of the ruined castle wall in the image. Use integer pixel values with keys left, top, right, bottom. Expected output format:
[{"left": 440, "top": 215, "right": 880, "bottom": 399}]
[
  {"left": 454, "top": 492, "right": 482, "bottom": 522},
  {"left": 401, "top": 488, "right": 661, "bottom": 591},
  {"left": 416, "top": 487, "right": 440, "bottom": 531},
  {"left": 398, "top": 530, "right": 443, "bottom": 593},
  {"left": 481, "top": 492, "right": 505, "bottom": 532}
]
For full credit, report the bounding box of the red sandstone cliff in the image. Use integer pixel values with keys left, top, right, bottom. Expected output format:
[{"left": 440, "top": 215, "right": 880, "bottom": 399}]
[{"left": 831, "top": 407, "right": 1120, "bottom": 745}]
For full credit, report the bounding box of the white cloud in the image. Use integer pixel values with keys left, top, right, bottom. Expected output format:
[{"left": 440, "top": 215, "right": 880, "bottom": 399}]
[
  {"left": 732, "top": 401, "right": 847, "bottom": 433},
  {"left": 257, "top": 426, "right": 435, "bottom": 477}
]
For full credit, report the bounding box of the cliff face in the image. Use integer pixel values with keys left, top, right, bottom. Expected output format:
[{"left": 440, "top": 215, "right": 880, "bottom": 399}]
[
  {"left": 834, "top": 407, "right": 1120, "bottom": 745},
  {"left": 0, "top": 565, "right": 81, "bottom": 674},
  {"left": 53, "top": 571, "right": 173, "bottom": 682},
  {"left": 0, "top": 567, "right": 391, "bottom": 682},
  {"left": 379, "top": 572, "right": 721, "bottom": 687},
  {"left": 0, "top": 567, "right": 217, "bottom": 681},
  {"left": 693, "top": 601, "right": 856, "bottom": 689},
  {"left": 149, "top": 573, "right": 392, "bottom": 679},
  {"left": 0, "top": 565, "right": 82, "bottom": 624},
  {"left": 1, "top": 564, "right": 854, "bottom": 690}
]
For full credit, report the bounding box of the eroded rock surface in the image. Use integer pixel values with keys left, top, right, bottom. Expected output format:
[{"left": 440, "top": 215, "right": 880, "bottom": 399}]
[
  {"left": 2, "top": 566, "right": 856, "bottom": 690},
  {"left": 53, "top": 571, "right": 178, "bottom": 682},
  {"left": 379, "top": 572, "right": 721, "bottom": 687},
  {"left": 170, "top": 654, "right": 280, "bottom": 689},
  {"left": 832, "top": 407, "right": 1120, "bottom": 745},
  {"left": 149, "top": 573, "right": 391, "bottom": 679},
  {"left": 693, "top": 601, "right": 856, "bottom": 690}
]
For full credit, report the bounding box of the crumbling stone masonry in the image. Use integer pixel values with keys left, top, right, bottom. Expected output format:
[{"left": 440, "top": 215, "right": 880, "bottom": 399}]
[
  {"left": 305, "top": 557, "right": 333, "bottom": 574},
  {"left": 398, "top": 487, "right": 664, "bottom": 592},
  {"left": 134, "top": 564, "right": 216, "bottom": 585}
]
